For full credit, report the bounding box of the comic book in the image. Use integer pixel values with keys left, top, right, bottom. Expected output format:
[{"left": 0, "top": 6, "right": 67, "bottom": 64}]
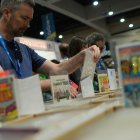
[
  {"left": 107, "top": 69, "right": 118, "bottom": 90},
  {"left": 0, "top": 75, "right": 18, "bottom": 122},
  {"left": 98, "top": 73, "right": 109, "bottom": 93},
  {"left": 50, "top": 75, "right": 70, "bottom": 103},
  {"left": 116, "top": 42, "right": 140, "bottom": 107}
]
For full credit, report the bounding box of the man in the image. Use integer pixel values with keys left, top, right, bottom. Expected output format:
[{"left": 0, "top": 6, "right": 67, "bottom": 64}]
[
  {"left": 0, "top": 0, "right": 100, "bottom": 93},
  {"left": 86, "top": 32, "right": 107, "bottom": 70},
  {"left": 86, "top": 32, "right": 110, "bottom": 92},
  {"left": 86, "top": 32, "right": 105, "bottom": 53}
]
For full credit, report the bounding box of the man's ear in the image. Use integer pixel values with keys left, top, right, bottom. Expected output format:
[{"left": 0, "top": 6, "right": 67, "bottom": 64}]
[{"left": 2, "top": 8, "right": 11, "bottom": 19}]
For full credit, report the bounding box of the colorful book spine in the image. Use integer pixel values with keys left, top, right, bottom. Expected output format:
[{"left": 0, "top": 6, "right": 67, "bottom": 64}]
[{"left": 0, "top": 75, "right": 18, "bottom": 122}]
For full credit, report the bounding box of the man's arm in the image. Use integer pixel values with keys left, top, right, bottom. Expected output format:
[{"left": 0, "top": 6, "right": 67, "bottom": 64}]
[
  {"left": 37, "top": 45, "right": 100, "bottom": 75},
  {"left": 37, "top": 45, "right": 100, "bottom": 93}
]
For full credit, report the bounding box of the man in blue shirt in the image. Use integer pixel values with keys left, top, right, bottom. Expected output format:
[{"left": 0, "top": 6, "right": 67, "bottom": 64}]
[
  {"left": 0, "top": 0, "right": 100, "bottom": 92},
  {"left": 0, "top": 39, "right": 46, "bottom": 78}
]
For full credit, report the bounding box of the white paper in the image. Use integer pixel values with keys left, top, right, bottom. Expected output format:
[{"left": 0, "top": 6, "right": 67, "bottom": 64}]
[
  {"left": 80, "top": 76, "right": 95, "bottom": 98},
  {"left": 81, "top": 50, "right": 96, "bottom": 80},
  {"left": 107, "top": 69, "right": 118, "bottom": 90},
  {"left": 80, "top": 50, "right": 96, "bottom": 97},
  {"left": 15, "top": 75, "right": 45, "bottom": 116}
]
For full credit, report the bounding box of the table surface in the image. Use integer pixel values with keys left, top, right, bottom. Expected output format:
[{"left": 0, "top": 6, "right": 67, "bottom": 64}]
[
  {"left": 63, "top": 108, "right": 140, "bottom": 140},
  {"left": 0, "top": 91, "right": 124, "bottom": 140}
]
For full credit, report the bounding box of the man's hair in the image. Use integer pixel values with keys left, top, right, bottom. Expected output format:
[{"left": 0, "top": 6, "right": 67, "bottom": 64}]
[
  {"left": 0, "top": 0, "right": 35, "bottom": 13},
  {"left": 0, "top": 0, "right": 35, "bottom": 17},
  {"left": 86, "top": 32, "right": 105, "bottom": 46}
]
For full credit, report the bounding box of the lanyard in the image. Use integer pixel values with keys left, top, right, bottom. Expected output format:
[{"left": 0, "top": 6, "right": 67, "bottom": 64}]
[{"left": 0, "top": 35, "right": 22, "bottom": 78}]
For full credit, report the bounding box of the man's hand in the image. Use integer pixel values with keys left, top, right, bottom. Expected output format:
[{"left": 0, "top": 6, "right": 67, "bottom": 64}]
[{"left": 88, "top": 45, "right": 100, "bottom": 62}]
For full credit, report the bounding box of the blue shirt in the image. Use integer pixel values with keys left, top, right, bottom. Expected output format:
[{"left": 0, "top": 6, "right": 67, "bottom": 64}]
[
  {"left": 0, "top": 40, "right": 46, "bottom": 78},
  {"left": 96, "top": 58, "right": 107, "bottom": 71}
]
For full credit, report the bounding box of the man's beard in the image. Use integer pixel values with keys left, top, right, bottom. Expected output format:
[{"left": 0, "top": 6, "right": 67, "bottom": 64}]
[
  {"left": 6, "top": 22, "right": 26, "bottom": 37},
  {"left": 12, "top": 27, "right": 28, "bottom": 37},
  {"left": 13, "top": 30, "right": 24, "bottom": 37}
]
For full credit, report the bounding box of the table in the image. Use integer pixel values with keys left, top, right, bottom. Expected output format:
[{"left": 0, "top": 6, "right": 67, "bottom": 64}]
[{"left": 0, "top": 90, "right": 123, "bottom": 140}]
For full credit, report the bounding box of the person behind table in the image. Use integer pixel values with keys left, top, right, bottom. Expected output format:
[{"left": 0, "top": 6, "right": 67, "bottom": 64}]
[
  {"left": 86, "top": 32, "right": 107, "bottom": 92},
  {"left": 0, "top": 0, "right": 100, "bottom": 94},
  {"left": 59, "top": 43, "right": 69, "bottom": 61},
  {"left": 86, "top": 32, "right": 107, "bottom": 71},
  {"left": 68, "top": 36, "right": 88, "bottom": 86}
]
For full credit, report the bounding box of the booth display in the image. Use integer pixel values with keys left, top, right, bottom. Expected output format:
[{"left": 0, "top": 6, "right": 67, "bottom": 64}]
[
  {"left": 15, "top": 37, "right": 61, "bottom": 61},
  {"left": 0, "top": 37, "right": 140, "bottom": 140}
]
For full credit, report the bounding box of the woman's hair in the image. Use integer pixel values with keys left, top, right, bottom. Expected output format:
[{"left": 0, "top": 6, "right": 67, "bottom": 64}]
[
  {"left": 68, "top": 36, "right": 87, "bottom": 57},
  {"left": 59, "top": 43, "right": 69, "bottom": 59}
]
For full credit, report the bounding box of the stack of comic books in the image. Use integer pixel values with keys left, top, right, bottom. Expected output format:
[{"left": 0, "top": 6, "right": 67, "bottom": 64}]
[
  {"left": 0, "top": 73, "right": 45, "bottom": 121},
  {"left": 116, "top": 42, "right": 140, "bottom": 107},
  {"left": 0, "top": 73, "right": 18, "bottom": 122}
]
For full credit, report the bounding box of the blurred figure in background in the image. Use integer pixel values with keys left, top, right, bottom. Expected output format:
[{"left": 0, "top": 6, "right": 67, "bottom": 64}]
[
  {"left": 59, "top": 43, "right": 69, "bottom": 61},
  {"left": 86, "top": 32, "right": 105, "bottom": 52},
  {"left": 86, "top": 32, "right": 115, "bottom": 92},
  {"left": 68, "top": 36, "right": 88, "bottom": 86},
  {"left": 86, "top": 32, "right": 114, "bottom": 70},
  {"left": 86, "top": 32, "right": 107, "bottom": 92},
  {"left": 86, "top": 32, "right": 107, "bottom": 71}
]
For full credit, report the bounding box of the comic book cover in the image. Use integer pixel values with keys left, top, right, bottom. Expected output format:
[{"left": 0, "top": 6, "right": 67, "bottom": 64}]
[
  {"left": 116, "top": 42, "right": 140, "bottom": 107},
  {"left": 50, "top": 75, "right": 70, "bottom": 103},
  {"left": 98, "top": 73, "right": 109, "bottom": 93},
  {"left": 0, "top": 75, "right": 18, "bottom": 122}
]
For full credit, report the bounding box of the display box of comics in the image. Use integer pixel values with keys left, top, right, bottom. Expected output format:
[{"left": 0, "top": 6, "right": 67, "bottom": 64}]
[{"left": 116, "top": 42, "right": 140, "bottom": 107}]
